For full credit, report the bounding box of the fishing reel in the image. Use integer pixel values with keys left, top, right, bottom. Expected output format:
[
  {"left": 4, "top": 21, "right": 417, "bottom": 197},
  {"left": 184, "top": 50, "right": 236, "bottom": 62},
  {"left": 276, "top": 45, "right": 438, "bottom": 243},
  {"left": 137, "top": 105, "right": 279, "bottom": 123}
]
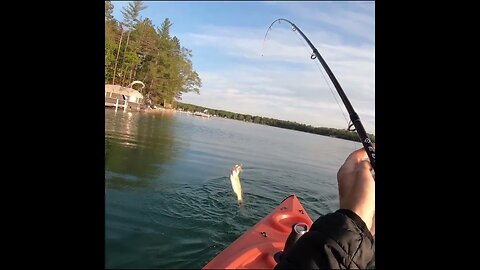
[{"left": 273, "top": 222, "right": 309, "bottom": 263}]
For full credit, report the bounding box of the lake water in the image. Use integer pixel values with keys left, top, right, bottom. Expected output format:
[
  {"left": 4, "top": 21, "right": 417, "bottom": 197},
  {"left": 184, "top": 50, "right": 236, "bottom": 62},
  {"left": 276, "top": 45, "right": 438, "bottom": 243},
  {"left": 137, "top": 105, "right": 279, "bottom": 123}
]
[{"left": 105, "top": 108, "right": 362, "bottom": 269}]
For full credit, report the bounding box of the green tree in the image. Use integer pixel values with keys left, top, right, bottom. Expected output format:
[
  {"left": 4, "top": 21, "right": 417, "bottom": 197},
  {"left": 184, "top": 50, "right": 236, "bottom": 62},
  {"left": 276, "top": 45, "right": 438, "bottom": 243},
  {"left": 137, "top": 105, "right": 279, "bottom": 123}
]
[
  {"left": 121, "top": 1, "right": 146, "bottom": 27},
  {"left": 105, "top": 6, "right": 202, "bottom": 105},
  {"left": 112, "top": 26, "right": 125, "bottom": 85},
  {"left": 105, "top": 1, "right": 114, "bottom": 21},
  {"left": 137, "top": 18, "right": 202, "bottom": 105},
  {"left": 105, "top": 1, "right": 121, "bottom": 83},
  {"left": 120, "top": 1, "right": 147, "bottom": 86}
]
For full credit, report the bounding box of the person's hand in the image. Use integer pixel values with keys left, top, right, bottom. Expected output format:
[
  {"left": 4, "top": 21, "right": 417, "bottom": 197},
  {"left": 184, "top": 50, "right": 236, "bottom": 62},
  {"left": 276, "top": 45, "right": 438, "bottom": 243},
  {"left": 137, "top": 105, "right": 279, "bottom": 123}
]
[{"left": 337, "top": 146, "right": 375, "bottom": 235}]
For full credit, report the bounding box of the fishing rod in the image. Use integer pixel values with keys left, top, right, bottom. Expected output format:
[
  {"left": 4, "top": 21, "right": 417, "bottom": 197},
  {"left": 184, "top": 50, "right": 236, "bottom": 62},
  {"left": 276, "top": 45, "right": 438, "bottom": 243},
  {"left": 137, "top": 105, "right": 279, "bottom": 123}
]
[{"left": 265, "top": 18, "right": 375, "bottom": 171}]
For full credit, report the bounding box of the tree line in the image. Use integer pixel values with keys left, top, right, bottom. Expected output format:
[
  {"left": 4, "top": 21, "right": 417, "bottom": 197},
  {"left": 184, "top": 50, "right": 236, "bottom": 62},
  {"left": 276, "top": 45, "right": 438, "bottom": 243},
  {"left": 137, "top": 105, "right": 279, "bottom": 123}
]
[
  {"left": 105, "top": 1, "right": 202, "bottom": 106},
  {"left": 174, "top": 102, "right": 375, "bottom": 143},
  {"left": 105, "top": 2, "right": 375, "bottom": 143}
]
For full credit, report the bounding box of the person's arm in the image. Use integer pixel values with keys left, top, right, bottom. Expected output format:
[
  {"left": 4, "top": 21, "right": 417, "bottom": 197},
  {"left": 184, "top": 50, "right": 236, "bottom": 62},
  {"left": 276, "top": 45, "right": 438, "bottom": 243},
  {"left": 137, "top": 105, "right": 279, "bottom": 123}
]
[{"left": 275, "top": 147, "right": 375, "bottom": 269}]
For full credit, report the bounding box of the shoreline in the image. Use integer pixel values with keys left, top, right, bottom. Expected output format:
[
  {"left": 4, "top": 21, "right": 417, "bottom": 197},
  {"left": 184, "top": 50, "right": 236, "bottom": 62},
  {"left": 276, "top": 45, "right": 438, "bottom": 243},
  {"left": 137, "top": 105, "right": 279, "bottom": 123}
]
[{"left": 142, "top": 107, "right": 176, "bottom": 114}]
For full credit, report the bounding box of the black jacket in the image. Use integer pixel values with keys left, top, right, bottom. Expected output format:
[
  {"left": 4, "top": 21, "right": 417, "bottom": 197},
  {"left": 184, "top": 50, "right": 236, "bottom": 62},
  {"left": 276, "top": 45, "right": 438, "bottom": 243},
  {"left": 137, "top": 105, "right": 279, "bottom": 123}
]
[{"left": 274, "top": 209, "right": 375, "bottom": 269}]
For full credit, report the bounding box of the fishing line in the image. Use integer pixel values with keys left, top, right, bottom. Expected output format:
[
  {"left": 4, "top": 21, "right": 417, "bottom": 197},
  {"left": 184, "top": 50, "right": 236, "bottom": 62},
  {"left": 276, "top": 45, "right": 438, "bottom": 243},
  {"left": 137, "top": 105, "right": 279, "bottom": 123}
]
[
  {"left": 262, "top": 21, "right": 351, "bottom": 129},
  {"left": 291, "top": 28, "right": 350, "bottom": 127},
  {"left": 265, "top": 23, "right": 357, "bottom": 152},
  {"left": 293, "top": 33, "right": 370, "bottom": 154},
  {"left": 262, "top": 18, "right": 375, "bottom": 171}
]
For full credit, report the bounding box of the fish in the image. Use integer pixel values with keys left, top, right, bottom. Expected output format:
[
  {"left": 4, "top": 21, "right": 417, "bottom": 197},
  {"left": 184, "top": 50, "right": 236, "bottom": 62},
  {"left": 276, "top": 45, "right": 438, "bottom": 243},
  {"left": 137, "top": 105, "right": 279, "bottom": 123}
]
[{"left": 230, "top": 164, "right": 243, "bottom": 204}]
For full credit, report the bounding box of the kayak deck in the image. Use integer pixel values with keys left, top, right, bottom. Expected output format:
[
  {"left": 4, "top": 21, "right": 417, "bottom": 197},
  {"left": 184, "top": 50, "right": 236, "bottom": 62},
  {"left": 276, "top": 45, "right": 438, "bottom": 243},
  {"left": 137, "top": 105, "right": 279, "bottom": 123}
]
[{"left": 203, "top": 194, "right": 313, "bottom": 269}]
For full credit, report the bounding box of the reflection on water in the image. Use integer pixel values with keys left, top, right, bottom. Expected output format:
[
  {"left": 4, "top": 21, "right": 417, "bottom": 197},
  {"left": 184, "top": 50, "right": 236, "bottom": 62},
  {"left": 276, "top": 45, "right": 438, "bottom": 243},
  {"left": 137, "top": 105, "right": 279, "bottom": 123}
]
[
  {"left": 105, "top": 110, "right": 180, "bottom": 189},
  {"left": 105, "top": 108, "right": 362, "bottom": 269}
]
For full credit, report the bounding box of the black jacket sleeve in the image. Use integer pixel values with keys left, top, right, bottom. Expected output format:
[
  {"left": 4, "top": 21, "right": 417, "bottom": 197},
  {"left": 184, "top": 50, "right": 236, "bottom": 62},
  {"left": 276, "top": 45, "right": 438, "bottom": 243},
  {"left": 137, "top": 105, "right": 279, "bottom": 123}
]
[{"left": 274, "top": 209, "right": 375, "bottom": 269}]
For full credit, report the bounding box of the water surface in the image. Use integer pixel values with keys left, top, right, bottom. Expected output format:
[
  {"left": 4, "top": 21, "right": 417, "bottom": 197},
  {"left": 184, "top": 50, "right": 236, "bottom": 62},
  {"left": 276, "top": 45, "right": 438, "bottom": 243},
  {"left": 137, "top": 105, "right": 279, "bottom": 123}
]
[{"left": 105, "top": 109, "right": 361, "bottom": 268}]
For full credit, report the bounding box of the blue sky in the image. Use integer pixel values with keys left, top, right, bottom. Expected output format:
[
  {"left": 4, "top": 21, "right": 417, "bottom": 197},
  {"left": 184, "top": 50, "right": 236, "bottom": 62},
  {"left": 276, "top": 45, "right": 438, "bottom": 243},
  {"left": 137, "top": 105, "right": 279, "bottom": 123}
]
[{"left": 111, "top": 1, "right": 375, "bottom": 134}]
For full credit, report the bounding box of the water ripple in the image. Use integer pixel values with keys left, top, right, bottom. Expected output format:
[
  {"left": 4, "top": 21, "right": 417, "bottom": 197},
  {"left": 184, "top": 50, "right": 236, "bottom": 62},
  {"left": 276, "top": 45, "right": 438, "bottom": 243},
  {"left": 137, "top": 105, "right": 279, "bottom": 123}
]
[{"left": 105, "top": 109, "right": 361, "bottom": 269}]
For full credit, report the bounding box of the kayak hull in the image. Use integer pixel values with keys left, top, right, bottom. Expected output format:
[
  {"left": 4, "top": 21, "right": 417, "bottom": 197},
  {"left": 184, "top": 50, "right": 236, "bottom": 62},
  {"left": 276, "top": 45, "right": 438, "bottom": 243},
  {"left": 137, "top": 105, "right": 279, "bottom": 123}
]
[{"left": 203, "top": 194, "right": 313, "bottom": 269}]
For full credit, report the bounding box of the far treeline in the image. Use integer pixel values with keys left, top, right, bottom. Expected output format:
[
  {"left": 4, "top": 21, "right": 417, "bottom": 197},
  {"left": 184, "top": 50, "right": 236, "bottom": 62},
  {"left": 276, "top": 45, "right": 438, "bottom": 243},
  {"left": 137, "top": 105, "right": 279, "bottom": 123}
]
[
  {"left": 175, "top": 102, "right": 375, "bottom": 143},
  {"left": 105, "top": 1, "right": 202, "bottom": 106}
]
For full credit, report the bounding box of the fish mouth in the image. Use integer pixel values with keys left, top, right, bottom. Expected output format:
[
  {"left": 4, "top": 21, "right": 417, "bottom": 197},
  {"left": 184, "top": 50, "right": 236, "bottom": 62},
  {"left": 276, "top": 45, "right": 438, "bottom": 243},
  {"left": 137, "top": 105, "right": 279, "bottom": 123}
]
[{"left": 232, "top": 164, "right": 242, "bottom": 172}]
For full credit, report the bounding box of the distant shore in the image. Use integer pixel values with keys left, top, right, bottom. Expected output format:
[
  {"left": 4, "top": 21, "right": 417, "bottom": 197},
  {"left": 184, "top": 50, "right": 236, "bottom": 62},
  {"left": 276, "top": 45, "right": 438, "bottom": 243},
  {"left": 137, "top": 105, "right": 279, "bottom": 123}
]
[
  {"left": 106, "top": 104, "right": 374, "bottom": 143},
  {"left": 142, "top": 107, "right": 176, "bottom": 114},
  {"left": 173, "top": 102, "right": 375, "bottom": 143}
]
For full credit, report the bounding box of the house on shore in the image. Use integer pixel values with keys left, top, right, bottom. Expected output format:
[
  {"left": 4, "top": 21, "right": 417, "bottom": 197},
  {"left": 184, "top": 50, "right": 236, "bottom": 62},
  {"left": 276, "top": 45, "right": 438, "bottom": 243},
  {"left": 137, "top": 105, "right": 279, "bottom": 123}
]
[{"left": 105, "top": 81, "right": 145, "bottom": 111}]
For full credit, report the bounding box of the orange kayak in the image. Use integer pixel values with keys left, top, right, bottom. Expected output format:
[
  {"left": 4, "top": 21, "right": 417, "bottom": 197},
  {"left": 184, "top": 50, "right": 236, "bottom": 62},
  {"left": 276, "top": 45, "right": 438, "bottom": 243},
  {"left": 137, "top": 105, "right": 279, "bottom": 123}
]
[{"left": 203, "top": 194, "right": 313, "bottom": 269}]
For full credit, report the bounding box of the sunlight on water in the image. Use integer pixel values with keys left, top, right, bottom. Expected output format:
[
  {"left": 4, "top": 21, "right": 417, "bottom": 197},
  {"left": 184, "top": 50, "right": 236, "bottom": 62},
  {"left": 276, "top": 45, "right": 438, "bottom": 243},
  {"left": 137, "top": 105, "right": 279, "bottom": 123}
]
[{"left": 105, "top": 109, "right": 361, "bottom": 268}]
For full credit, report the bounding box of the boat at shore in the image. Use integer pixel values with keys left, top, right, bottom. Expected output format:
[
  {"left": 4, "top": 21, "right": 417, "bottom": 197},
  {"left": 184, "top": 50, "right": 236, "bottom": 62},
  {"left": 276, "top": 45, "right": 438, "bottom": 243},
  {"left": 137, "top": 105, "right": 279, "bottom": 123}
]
[{"left": 193, "top": 111, "right": 211, "bottom": 118}]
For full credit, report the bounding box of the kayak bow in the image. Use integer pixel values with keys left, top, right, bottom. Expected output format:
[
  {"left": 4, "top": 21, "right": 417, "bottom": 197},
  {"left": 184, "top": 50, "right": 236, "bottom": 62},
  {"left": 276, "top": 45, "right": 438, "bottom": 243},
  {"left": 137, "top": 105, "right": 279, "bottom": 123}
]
[{"left": 203, "top": 194, "right": 313, "bottom": 269}]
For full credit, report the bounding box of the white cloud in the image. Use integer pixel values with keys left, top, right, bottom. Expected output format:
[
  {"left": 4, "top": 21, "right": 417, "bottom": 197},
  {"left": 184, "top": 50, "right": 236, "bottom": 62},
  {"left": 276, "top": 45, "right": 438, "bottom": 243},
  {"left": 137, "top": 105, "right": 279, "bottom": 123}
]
[
  {"left": 182, "top": 58, "right": 375, "bottom": 132},
  {"left": 181, "top": 4, "right": 375, "bottom": 133},
  {"left": 265, "top": 2, "right": 375, "bottom": 44}
]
